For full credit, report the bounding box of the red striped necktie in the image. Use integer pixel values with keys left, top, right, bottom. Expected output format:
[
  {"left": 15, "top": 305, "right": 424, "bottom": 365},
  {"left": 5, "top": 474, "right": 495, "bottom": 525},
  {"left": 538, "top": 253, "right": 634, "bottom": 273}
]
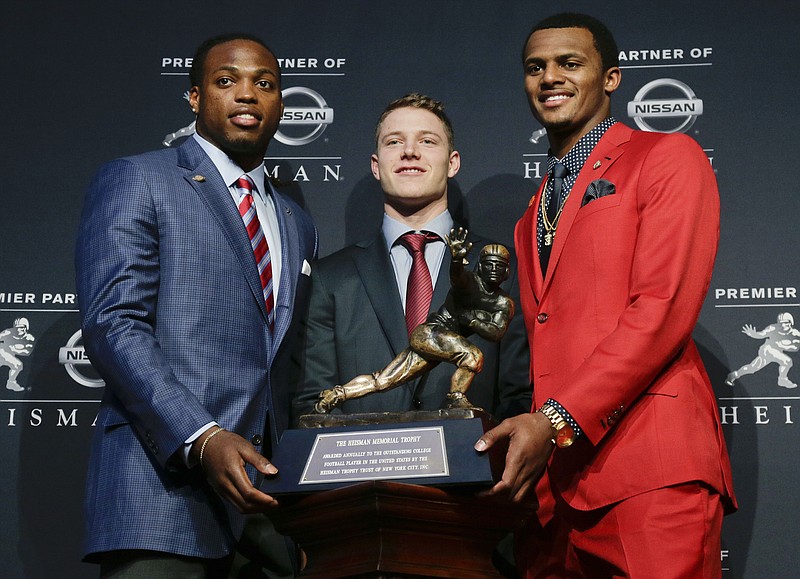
[
  {"left": 398, "top": 231, "right": 439, "bottom": 336},
  {"left": 235, "top": 175, "right": 274, "bottom": 330}
]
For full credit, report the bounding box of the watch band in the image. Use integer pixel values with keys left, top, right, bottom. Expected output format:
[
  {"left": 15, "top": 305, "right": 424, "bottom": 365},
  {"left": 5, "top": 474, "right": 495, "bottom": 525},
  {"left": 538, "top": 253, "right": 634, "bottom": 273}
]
[{"left": 538, "top": 403, "right": 576, "bottom": 448}]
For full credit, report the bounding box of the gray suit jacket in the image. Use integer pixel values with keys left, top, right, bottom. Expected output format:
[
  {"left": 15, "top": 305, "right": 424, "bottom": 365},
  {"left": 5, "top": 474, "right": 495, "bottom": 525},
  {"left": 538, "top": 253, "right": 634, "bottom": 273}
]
[
  {"left": 291, "top": 229, "right": 530, "bottom": 422},
  {"left": 76, "top": 137, "right": 318, "bottom": 560}
]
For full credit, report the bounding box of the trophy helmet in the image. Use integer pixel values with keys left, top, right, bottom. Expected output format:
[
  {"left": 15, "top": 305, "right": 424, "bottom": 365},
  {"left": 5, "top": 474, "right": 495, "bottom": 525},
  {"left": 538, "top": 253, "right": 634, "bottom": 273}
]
[{"left": 479, "top": 244, "right": 510, "bottom": 264}]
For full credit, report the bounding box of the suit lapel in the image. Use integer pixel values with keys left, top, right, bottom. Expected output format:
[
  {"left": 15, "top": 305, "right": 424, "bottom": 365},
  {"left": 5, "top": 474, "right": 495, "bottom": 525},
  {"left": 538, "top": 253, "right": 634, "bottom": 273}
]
[
  {"left": 431, "top": 239, "right": 452, "bottom": 310},
  {"left": 517, "top": 180, "right": 548, "bottom": 303},
  {"left": 542, "top": 124, "right": 632, "bottom": 292},
  {"left": 353, "top": 235, "right": 409, "bottom": 356},
  {"left": 270, "top": 181, "right": 300, "bottom": 350},
  {"left": 177, "top": 140, "right": 271, "bottom": 326}
]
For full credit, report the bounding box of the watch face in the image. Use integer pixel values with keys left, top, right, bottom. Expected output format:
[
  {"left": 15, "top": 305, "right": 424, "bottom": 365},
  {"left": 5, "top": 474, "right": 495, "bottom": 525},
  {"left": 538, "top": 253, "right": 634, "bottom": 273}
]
[{"left": 556, "top": 424, "right": 576, "bottom": 448}]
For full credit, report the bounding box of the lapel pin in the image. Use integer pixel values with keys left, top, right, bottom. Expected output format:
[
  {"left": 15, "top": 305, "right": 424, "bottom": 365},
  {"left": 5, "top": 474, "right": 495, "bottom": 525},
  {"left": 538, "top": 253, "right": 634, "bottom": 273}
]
[
  {"left": 593, "top": 161, "right": 601, "bottom": 169},
  {"left": 191, "top": 175, "right": 206, "bottom": 182},
  {"left": 285, "top": 207, "right": 292, "bottom": 215}
]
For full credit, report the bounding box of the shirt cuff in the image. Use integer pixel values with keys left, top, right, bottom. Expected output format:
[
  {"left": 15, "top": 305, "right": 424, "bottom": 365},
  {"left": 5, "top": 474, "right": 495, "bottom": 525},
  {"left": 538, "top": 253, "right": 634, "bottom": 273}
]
[{"left": 183, "top": 421, "right": 218, "bottom": 467}]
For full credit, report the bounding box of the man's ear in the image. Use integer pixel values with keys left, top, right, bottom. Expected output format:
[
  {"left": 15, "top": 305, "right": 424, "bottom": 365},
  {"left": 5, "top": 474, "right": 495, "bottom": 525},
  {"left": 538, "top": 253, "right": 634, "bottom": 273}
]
[
  {"left": 448, "top": 150, "right": 461, "bottom": 178},
  {"left": 189, "top": 86, "right": 200, "bottom": 113},
  {"left": 604, "top": 67, "right": 621, "bottom": 95},
  {"left": 370, "top": 153, "right": 381, "bottom": 181}
]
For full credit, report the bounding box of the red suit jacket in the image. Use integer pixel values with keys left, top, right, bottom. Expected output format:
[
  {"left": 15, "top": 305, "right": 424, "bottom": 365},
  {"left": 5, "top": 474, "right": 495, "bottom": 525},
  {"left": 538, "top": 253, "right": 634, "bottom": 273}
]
[{"left": 514, "top": 123, "right": 736, "bottom": 520}]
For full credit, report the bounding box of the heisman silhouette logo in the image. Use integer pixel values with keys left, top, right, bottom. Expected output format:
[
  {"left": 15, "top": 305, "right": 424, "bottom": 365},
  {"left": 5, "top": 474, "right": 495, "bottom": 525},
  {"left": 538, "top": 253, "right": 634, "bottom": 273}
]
[
  {"left": 0, "top": 317, "right": 36, "bottom": 392},
  {"left": 163, "top": 91, "right": 196, "bottom": 147},
  {"left": 726, "top": 312, "right": 800, "bottom": 389}
]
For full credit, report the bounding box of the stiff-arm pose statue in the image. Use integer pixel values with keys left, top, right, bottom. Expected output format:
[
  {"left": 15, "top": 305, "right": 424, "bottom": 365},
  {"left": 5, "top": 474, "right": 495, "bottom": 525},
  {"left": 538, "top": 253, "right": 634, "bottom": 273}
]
[{"left": 314, "top": 228, "right": 514, "bottom": 413}]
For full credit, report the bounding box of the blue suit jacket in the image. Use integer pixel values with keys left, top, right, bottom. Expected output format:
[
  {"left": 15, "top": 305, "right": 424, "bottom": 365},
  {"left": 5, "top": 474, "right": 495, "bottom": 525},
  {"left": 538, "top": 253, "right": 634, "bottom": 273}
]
[
  {"left": 76, "top": 137, "right": 318, "bottom": 560},
  {"left": 291, "top": 229, "right": 531, "bottom": 422}
]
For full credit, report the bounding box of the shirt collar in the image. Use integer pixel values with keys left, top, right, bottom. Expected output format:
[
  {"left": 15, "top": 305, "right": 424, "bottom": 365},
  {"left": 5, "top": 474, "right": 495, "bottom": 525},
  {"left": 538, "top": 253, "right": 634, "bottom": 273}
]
[
  {"left": 382, "top": 210, "right": 453, "bottom": 252},
  {"left": 548, "top": 117, "right": 617, "bottom": 177},
  {"left": 193, "top": 133, "right": 267, "bottom": 196}
]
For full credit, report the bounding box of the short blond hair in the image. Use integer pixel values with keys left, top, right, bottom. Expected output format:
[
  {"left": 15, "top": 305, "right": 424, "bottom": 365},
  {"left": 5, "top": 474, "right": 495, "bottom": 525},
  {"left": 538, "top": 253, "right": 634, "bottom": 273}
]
[{"left": 374, "top": 93, "right": 455, "bottom": 152}]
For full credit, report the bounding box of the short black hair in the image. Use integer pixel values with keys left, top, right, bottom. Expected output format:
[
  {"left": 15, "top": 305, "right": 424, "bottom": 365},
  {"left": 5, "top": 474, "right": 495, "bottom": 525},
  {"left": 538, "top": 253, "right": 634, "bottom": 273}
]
[
  {"left": 189, "top": 33, "right": 279, "bottom": 87},
  {"left": 522, "top": 13, "right": 619, "bottom": 71}
]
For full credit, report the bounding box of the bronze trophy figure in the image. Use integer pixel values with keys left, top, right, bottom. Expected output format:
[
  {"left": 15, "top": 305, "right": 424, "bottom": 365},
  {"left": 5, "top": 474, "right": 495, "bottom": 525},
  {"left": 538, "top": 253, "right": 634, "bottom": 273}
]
[{"left": 314, "top": 228, "right": 514, "bottom": 413}]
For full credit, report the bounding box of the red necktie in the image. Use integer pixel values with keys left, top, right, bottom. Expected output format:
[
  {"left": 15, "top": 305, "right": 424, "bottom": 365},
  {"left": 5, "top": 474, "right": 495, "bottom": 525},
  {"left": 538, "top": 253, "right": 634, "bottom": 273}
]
[
  {"left": 236, "top": 176, "right": 274, "bottom": 329},
  {"left": 399, "top": 232, "right": 438, "bottom": 336}
]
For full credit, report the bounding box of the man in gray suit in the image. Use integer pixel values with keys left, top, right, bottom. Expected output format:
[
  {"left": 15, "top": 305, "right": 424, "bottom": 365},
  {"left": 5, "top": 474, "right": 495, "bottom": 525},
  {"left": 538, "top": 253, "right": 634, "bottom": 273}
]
[
  {"left": 76, "top": 33, "right": 317, "bottom": 577},
  {"left": 292, "top": 93, "right": 529, "bottom": 423}
]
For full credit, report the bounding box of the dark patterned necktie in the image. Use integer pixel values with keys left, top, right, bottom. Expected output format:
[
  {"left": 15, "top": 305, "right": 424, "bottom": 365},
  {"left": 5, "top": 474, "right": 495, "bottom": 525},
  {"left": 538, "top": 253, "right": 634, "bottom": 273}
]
[
  {"left": 540, "top": 162, "right": 568, "bottom": 273},
  {"left": 547, "top": 163, "right": 568, "bottom": 222}
]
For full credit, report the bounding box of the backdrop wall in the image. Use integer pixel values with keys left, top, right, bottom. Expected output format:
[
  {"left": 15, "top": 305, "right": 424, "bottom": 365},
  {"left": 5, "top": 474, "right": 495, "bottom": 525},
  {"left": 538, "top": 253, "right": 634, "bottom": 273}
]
[{"left": 2, "top": 1, "right": 798, "bottom": 577}]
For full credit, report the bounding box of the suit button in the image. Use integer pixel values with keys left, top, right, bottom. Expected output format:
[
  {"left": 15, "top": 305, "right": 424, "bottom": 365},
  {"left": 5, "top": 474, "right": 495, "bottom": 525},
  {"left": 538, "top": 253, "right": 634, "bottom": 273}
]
[
  {"left": 537, "top": 313, "right": 549, "bottom": 323},
  {"left": 145, "top": 432, "right": 158, "bottom": 454},
  {"left": 413, "top": 397, "right": 422, "bottom": 409},
  {"left": 251, "top": 435, "right": 263, "bottom": 446}
]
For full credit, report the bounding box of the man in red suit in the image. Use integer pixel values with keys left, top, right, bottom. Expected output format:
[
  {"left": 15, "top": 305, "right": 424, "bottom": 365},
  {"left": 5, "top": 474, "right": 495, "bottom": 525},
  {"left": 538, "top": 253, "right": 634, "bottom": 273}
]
[{"left": 475, "top": 13, "right": 736, "bottom": 577}]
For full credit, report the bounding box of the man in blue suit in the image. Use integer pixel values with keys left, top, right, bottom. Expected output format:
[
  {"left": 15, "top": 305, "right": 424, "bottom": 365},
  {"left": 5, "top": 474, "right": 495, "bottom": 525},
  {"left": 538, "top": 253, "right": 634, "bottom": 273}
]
[
  {"left": 292, "top": 93, "right": 529, "bottom": 424},
  {"left": 76, "top": 33, "right": 318, "bottom": 577}
]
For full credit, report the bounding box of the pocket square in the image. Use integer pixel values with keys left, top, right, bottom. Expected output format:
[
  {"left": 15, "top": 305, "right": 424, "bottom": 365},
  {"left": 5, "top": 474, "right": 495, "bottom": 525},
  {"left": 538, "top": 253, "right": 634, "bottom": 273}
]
[
  {"left": 582, "top": 179, "right": 616, "bottom": 206},
  {"left": 302, "top": 259, "right": 312, "bottom": 276}
]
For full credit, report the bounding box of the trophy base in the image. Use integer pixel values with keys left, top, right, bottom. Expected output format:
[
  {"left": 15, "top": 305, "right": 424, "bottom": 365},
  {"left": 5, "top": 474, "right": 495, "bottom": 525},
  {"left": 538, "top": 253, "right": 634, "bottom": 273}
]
[
  {"left": 261, "top": 409, "right": 503, "bottom": 495},
  {"left": 298, "top": 407, "right": 490, "bottom": 428}
]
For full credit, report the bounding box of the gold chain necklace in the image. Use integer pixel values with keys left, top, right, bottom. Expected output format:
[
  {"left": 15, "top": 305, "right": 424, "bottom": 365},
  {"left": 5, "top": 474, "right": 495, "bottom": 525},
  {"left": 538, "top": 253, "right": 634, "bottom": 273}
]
[{"left": 540, "top": 181, "right": 570, "bottom": 246}]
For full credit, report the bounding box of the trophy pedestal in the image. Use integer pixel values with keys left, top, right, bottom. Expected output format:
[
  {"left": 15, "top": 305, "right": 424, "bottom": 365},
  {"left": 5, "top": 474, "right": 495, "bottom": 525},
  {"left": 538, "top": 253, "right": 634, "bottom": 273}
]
[{"left": 271, "top": 480, "right": 536, "bottom": 578}]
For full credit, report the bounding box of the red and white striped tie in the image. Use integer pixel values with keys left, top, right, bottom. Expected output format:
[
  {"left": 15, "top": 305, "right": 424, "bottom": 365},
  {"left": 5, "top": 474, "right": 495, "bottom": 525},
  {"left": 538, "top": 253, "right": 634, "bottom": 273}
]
[{"left": 236, "top": 175, "right": 274, "bottom": 329}]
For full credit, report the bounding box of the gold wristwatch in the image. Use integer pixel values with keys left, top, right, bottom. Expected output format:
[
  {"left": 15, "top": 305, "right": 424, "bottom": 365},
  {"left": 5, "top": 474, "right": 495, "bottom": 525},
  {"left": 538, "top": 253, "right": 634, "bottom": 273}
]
[{"left": 538, "top": 403, "right": 576, "bottom": 448}]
